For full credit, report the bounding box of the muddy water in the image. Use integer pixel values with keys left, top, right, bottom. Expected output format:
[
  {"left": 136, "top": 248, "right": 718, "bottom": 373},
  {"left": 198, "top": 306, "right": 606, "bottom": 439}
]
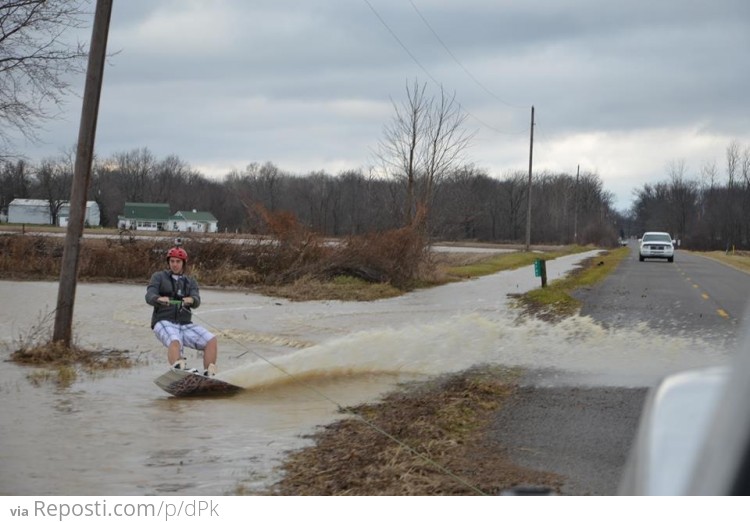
[{"left": 0, "top": 252, "right": 734, "bottom": 495}]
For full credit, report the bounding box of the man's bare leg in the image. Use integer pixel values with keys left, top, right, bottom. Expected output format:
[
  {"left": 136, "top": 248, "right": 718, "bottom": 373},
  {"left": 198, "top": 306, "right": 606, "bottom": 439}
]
[
  {"left": 167, "top": 340, "right": 182, "bottom": 365},
  {"left": 203, "top": 337, "right": 218, "bottom": 369}
]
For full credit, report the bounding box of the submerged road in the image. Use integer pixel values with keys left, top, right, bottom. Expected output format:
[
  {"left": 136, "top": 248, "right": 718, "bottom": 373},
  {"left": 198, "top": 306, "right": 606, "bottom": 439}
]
[
  {"left": 577, "top": 243, "right": 749, "bottom": 343},
  {"left": 0, "top": 246, "right": 742, "bottom": 495},
  {"left": 489, "top": 244, "right": 747, "bottom": 495}
]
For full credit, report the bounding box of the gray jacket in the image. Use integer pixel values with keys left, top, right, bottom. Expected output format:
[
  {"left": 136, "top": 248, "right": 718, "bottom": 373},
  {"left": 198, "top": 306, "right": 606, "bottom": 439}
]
[{"left": 145, "top": 270, "right": 202, "bottom": 329}]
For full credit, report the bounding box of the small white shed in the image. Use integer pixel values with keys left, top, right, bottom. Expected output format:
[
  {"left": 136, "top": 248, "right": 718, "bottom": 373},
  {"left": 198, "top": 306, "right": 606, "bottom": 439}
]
[{"left": 58, "top": 201, "right": 101, "bottom": 227}]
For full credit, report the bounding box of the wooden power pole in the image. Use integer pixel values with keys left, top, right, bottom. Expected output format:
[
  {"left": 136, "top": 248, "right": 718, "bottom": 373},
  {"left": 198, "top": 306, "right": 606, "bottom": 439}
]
[
  {"left": 525, "top": 105, "right": 535, "bottom": 251},
  {"left": 53, "top": 0, "right": 113, "bottom": 345},
  {"left": 573, "top": 164, "right": 581, "bottom": 245}
]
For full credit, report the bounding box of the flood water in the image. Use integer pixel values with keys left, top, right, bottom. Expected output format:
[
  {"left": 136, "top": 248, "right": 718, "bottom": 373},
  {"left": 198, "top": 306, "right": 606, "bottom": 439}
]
[{"left": 0, "top": 251, "right": 734, "bottom": 495}]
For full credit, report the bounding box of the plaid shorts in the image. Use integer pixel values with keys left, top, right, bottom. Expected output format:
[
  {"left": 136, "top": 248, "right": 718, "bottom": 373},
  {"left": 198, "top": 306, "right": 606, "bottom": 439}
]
[{"left": 153, "top": 320, "right": 216, "bottom": 355}]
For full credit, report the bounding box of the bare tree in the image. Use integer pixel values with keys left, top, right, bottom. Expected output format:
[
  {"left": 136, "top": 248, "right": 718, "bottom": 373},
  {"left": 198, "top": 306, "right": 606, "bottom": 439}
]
[
  {"left": 433, "top": 165, "right": 489, "bottom": 239},
  {"left": 499, "top": 171, "right": 528, "bottom": 241},
  {"left": 338, "top": 169, "right": 369, "bottom": 235},
  {"left": 742, "top": 145, "right": 750, "bottom": 188},
  {"left": 667, "top": 160, "right": 698, "bottom": 241},
  {"left": 256, "top": 162, "right": 283, "bottom": 212},
  {"left": 0, "top": 159, "right": 31, "bottom": 211},
  {"left": 377, "top": 79, "right": 473, "bottom": 226},
  {"left": 725, "top": 141, "right": 743, "bottom": 247},
  {"left": 33, "top": 156, "right": 72, "bottom": 224},
  {"left": 700, "top": 160, "right": 718, "bottom": 191},
  {"left": 421, "top": 87, "right": 473, "bottom": 213},
  {"left": 0, "top": 0, "right": 89, "bottom": 158},
  {"left": 378, "top": 79, "right": 425, "bottom": 225},
  {"left": 113, "top": 147, "right": 156, "bottom": 202},
  {"left": 152, "top": 154, "right": 190, "bottom": 202},
  {"left": 726, "top": 140, "right": 740, "bottom": 188}
]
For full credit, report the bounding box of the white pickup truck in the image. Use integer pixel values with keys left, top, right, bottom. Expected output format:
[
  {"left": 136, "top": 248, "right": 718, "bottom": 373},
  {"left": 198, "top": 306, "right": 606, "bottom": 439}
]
[{"left": 638, "top": 231, "right": 675, "bottom": 263}]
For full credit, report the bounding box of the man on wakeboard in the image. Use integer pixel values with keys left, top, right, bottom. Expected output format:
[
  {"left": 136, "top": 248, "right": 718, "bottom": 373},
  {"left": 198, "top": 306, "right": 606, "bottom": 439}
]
[{"left": 146, "top": 245, "right": 218, "bottom": 377}]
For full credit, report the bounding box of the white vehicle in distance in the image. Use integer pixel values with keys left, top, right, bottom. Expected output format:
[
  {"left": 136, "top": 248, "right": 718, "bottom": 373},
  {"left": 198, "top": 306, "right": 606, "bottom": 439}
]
[{"left": 639, "top": 231, "right": 675, "bottom": 263}]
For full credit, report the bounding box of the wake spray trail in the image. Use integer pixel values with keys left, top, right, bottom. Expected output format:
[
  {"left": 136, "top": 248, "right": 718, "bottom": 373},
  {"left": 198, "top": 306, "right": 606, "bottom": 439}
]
[{"left": 217, "top": 312, "right": 732, "bottom": 390}]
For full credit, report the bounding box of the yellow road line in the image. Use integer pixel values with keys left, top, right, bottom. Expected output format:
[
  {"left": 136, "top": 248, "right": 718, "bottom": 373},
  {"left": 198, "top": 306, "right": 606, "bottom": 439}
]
[
  {"left": 701, "top": 293, "right": 709, "bottom": 300},
  {"left": 717, "top": 309, "right": 729, "bottom": 318}
]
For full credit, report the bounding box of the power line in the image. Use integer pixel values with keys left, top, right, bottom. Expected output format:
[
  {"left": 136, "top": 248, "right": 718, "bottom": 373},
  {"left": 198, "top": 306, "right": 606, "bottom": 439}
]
[
  {"left": 407, "top": 0, "right": 526, "bottom": 110},
  {"left": 362, "top": 0, "right": 527, "bottom": 136},
  {"left": 361, "top": 0, "right": 439, "bottom": 86}
]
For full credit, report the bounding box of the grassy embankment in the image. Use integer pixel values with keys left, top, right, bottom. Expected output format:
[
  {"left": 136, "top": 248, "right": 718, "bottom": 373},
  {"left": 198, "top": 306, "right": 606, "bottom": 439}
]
[
  {"left": 435, "top": 243, "right": 630, "bottom": 321},
  {"left": 692, "top": 249, "right": 750, "bottom": 274},
  {"left": 513, "top": 246, "right": 631, "bottom": 320},
  {"left": 262, "top": 367, "right": 562, "bottom": 495}
]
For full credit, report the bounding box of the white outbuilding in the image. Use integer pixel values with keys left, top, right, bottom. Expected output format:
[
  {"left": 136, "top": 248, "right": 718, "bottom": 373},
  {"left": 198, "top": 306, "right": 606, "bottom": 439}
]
[
  {"left": 58, "top": 201, "right": 101, "bottom": 227},
  {"left": 7, "top": 198, "right": 101, "bottom": 227},
  {"left": 7, "top": 199, "right": 51, "bottom": 225}
]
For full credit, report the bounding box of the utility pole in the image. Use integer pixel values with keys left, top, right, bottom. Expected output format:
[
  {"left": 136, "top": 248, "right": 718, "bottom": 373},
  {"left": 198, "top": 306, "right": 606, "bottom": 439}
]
[
  {"left": 53, "top": 0, "right": 113, "bottom": 345},
  {"left": 573, "top": 164, "right": 579, "bottom": 244},
  {"left": 525, "top": 105, "right": 535, "bottom": 251}
]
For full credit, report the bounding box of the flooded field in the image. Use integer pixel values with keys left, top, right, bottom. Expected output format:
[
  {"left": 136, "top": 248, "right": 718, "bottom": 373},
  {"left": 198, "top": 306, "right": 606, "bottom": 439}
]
[{"left": 0, "top": 251, "right": 733, "bottom": 495}]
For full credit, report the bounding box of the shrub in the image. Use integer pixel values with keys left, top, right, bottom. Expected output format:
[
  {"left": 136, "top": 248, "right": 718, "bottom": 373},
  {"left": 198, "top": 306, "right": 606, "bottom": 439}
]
[{"left": 0, "top": 213, "right": 431, "bottom": 290}]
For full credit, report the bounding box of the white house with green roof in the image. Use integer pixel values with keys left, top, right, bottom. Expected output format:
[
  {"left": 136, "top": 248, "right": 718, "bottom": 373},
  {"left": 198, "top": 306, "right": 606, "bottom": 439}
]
[
  {"left": 117, "top": 202, "right": 171, "bottom": 231},
  {"left": 169, "top": 209, "right": 218, "bottom": 233}
]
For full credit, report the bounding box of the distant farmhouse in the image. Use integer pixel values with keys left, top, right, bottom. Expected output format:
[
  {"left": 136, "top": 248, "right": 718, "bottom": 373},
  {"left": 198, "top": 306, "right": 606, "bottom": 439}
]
[
  {"left": 118, "top": 202, "right": 171, "bottom": 231},
  {"left": 8, "top": 198, "right": 101, "bottom": 227},
  {"left": 170, "top": 209, "right": 219, "bottom": 233},
  {"left": 118, "top": 203, "right": 218, "bottom": 233}
]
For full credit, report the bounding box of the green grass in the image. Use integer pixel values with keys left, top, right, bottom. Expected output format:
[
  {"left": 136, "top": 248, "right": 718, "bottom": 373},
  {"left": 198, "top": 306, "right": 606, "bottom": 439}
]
[
  {"left": 516, "top": 246, "right": 630, "bottom": 321},
  {"left": 445, "top": 245, "right": 592, "bottom": 279},
  {"left": 691, "top": 250, "right": 750, "bottom": 274}
]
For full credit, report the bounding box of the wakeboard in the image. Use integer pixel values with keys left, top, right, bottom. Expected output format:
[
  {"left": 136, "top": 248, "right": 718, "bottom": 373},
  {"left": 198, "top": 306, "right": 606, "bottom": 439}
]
[{"left": 155, "top": 368, "right": 243, "bottom": 397}]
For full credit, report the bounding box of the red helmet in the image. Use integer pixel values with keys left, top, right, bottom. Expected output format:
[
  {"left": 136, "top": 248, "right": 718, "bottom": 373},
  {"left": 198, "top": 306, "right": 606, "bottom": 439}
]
[{"left": 166, "top": 247, "right": 188, "bottom": 263}]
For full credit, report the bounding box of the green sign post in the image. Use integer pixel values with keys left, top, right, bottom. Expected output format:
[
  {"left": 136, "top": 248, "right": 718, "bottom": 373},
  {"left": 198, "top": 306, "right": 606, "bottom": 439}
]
[{"left": 534, "top": 258, "right": 547, "bottom": 287}]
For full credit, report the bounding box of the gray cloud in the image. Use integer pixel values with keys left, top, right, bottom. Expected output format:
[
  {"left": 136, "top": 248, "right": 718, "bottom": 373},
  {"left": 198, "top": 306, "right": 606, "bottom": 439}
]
[{"left": 14, "top": 0, "right": 750, "bottom": 211}]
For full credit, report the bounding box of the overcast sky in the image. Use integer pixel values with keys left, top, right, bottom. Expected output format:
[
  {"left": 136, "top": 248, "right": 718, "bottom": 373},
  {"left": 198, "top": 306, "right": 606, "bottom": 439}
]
[{"left": 16, "top": 0, "right": 750, "bottom": 211}]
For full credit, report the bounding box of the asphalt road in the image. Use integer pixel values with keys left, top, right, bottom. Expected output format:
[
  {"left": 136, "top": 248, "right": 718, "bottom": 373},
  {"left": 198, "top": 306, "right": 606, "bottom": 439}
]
[
  {"left": 576, "top": 242, "right": 749, "bottom": 343},
  {"left": 489, "top": 243, "right": 749, "bottom": 495},
  {"left": 490, "top": 385, "right": 648, "bottom": 495}
]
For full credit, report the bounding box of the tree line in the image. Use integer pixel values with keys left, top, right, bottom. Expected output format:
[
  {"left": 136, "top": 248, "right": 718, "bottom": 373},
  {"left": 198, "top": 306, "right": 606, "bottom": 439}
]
[
  {"left": 4, "top": 139, "right": 750, "bottom": 250},
  {"left": 1, "top": 146, "right": 619, "bottom": 245},
  {"left": 630, "top": 140, "right": 750, "bottom": 250}
]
